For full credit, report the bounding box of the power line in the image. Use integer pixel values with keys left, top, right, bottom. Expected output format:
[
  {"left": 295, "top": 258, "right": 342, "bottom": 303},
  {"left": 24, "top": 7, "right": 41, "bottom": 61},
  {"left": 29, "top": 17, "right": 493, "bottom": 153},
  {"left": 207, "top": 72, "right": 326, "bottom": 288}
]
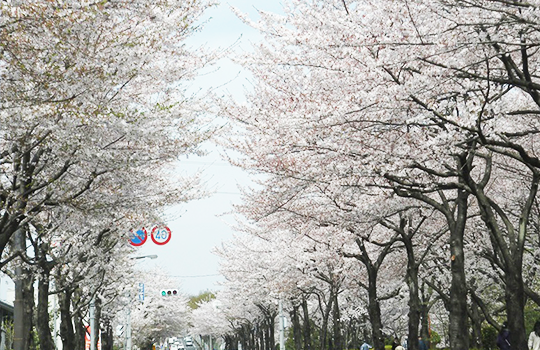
[
  {"left": 171, "top": 274, "right": 221, "bottom": 278},
  {"left": 180, "top": 160, "right": 232, "bottom": 167}
]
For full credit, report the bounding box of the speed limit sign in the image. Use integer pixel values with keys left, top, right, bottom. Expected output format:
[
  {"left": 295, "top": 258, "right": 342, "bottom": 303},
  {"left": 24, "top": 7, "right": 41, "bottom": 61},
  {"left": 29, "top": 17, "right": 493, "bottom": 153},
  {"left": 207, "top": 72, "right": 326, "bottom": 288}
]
[{"left": 151, "top": 226, "right": 172, "bottom": 245}]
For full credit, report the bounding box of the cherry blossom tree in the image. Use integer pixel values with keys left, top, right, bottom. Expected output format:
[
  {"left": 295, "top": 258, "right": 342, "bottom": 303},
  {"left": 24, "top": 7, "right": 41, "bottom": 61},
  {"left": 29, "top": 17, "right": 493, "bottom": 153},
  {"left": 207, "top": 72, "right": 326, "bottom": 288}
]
[
  {"left": 219, "top": 1, "right": 540, "bottom": 350},
  {"left": 127, "top": 269, "right": 190, "bottom": 349},
  {"left": 191, "top": 298, "right": 230, "bottom": 341},
  {"left": 1, "top": 0, "right": 215, "bottom": 349}
]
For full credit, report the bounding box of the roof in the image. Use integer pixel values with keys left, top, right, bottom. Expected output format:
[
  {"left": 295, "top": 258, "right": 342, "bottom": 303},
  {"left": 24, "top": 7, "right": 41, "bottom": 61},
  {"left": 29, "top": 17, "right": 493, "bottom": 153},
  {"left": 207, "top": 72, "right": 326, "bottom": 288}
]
[{"left": 0, "top": 300, "right": 14, "bottom": 315}]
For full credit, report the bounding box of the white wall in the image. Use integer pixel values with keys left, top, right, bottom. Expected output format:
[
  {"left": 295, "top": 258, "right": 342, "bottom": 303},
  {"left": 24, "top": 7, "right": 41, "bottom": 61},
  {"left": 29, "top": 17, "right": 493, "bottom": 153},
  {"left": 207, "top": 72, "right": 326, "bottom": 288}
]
[{"left": 0, "top": 273, "right": 14, "bottom": 306}]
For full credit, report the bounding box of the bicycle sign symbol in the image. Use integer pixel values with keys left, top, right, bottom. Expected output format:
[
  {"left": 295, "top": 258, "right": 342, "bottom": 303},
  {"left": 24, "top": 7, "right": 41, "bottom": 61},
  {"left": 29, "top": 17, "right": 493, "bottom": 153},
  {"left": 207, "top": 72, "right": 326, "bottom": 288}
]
[{"left": 151, "top": 225, "right": 172, "bottom": 245}]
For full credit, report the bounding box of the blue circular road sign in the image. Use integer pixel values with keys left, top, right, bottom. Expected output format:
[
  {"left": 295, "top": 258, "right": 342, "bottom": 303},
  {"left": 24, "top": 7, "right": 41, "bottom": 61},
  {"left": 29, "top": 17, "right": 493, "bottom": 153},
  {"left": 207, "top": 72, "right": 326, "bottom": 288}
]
[{"left": 129, "top": 228, "right": 148, "bottom": 246}]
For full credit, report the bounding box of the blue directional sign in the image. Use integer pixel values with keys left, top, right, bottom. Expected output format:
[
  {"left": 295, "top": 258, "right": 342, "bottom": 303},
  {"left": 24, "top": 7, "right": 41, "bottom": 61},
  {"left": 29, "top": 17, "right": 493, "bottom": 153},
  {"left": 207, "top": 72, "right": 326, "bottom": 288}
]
[{"left": 138, "top": 283, "right": 145, "bottom": 302}]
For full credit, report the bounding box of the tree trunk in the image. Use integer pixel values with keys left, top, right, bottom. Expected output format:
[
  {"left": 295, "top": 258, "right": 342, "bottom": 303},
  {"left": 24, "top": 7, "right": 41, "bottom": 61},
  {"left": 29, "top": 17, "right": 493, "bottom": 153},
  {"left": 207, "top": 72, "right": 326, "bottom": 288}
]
[
  {"left": 291, "top": 305, "right": 303, "bottom": 350},
  {"left": 505, "top": 261, "right": 527, "bottom": 350},
  {"left": 318, "top": 290, "right": 333, "bottom": 350},
  {"left": 401, "top": 223, "right": 420, "bottom": 350},
  {"left": 100, "top": 318, "right": 114, "bottom": 350},
  {"left": 447, "top": 230, "right": 468, "bottom": 350},
  {"left": 348, "top": 235, "right": 397, "bottom": 350},
  {"left": 447, "top": 188, "right": 469, "bottom": 350},
  {"left": 13, "top": 227, "right": 35, "bottom": 350},
  {"left": 361, "top": 315, "right": 370, "bottom": 344},
  {"left": 332, "top": 292, "right": 342, "bottom": 350},
  {"left": 419, "top": 312, "right": 430, "bottom": 349},
  {"left": 36, "top": 270, "right": 55, "bottom": 350},
  {"left": 406, "top": 266, "right": 420, "bottom": 350},
  {"left": 388, "top": 152, "right": 473, "bottom": 350},
  {"left": 268, "top": 315, "right": 276, "bottom": 350},
  {"left": 462, "top": 155, "right": 537, "bottom": 350},
  {"left": 59, "top": 289, "right": 76, "bottom": 350},
  {"left": 94, "top": 297, "right": 102, "bottom": 350},
  {"left": 20, "top": 270, "right": 34, "bottom": 350},
  {"left": 346, "top": 318, "right": 359, "bottom": 350},
  {"left": 302, "top": 297, "right": 312, "bottom": 350},
  {"left": 469, "top": 298, "right": 483, "bottom": 350},
  {"left": 250, "top": 323, "right": 256, "bottom": 350},
  {"left": 241, "top": 324, "right": 249, "bottom": 350},
  {"left": 256, "top": 305, "right": 277, "bottom": 350},
  {"left": 257, "top": 325, "right": 263, "bottom": 350},
  {"left": 366, "top": 267, "right": 385, "bottom": 350},
  {"left": 265, "top": 321, "right": 271, "bottom": 350},
  {"left": 74, "top": 292, "right": 86, "bottom": 350},
  {"left": 224, "top": 335, "right": 234, "bottom": 350},
  {"left": 419, "top": 283, "right": 435, "bottom": 348}
]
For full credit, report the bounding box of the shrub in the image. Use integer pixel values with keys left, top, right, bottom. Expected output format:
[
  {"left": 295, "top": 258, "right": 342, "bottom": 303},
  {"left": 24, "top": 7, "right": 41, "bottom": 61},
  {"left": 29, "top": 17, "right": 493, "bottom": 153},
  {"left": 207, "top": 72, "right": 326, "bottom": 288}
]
[
  {"left": 430, "top": 330, "right": 441, "bottom": 348},
  {"left": 481, "top": 325, "right": 498, "bottom": 350}
]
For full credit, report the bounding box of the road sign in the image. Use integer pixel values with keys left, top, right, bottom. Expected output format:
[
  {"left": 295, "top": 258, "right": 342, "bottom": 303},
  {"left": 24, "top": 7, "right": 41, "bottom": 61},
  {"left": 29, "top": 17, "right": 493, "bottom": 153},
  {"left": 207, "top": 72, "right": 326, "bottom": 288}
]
[
  {"left": 129, "top": 228, "right": 147, "bottom": 246},
  {"left": 138, "top": 283, "right": 145, "bottom": 302},
  {"left": 151, "top": 226, "right": 171, "bottom": 245}
]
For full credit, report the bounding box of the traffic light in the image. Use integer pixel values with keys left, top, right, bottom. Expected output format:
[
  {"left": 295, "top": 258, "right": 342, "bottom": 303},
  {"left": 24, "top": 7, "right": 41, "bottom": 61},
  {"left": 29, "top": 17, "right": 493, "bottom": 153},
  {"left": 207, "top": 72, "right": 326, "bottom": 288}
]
[{"left": 160, "top": 289, "right": 178, "bottom": 296}]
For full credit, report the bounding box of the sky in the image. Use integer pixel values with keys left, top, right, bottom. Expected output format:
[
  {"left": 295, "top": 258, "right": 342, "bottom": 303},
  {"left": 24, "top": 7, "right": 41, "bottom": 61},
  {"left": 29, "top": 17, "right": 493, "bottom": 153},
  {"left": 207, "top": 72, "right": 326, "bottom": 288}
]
[{"left": 134, "top": 0, "right": 283, "bottom": 296}]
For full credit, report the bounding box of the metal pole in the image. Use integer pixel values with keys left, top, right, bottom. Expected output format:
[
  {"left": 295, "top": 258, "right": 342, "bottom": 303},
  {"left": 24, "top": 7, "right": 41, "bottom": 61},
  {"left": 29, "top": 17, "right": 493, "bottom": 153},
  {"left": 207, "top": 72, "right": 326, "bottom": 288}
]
[
  {"left": 123, "top": 309, "right": 128, "bottom": 350},
  {"left": 90, "top": 297, "right": 96, "bottom": 350},
  {"left": 279, "top": 299, "right": 285, "bottom": 350},
  {"left": 124, "top": 255, "right": 155, "bottom": 350},
  {"left": 126, "top": 303, "right": 132, "bottom": 350}
]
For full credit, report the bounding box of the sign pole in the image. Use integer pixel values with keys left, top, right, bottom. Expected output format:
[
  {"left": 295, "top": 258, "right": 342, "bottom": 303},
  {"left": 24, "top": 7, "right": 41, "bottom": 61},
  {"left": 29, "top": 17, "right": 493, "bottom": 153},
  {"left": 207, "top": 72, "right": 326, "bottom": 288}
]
[
  {"left": 279, "top": 299, "right": 285, "bottom": 350},
  {"left": 90, "top": 297, "right": 96, "bottom": 350},
  {"left": 126, "top": 293, "right": 132, "bottom": 350}
]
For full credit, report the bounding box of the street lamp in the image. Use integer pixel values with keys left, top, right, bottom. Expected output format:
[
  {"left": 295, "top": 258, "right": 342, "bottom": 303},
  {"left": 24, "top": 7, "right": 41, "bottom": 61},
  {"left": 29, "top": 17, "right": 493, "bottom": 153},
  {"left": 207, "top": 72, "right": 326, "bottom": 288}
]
[
  {"left": 131, "top": 254, "right": 158, "bottom": 260},
  {"left": 124, "top": 254, "right": 158, "bottom": 350}
]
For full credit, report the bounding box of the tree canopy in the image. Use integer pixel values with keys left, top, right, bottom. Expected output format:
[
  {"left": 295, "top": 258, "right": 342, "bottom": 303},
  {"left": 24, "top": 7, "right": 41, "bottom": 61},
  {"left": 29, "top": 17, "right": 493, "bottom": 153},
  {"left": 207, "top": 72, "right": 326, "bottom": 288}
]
[{"left": 194, "top": 1, "right": 540, "bottom": 350}]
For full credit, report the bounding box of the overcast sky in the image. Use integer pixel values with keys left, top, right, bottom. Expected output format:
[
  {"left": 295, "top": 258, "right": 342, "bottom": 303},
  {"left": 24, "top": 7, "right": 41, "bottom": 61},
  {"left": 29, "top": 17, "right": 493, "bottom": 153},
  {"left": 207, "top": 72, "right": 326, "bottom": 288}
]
[{"left": 135, "top": 0, "right": 283, "bottom": 296}]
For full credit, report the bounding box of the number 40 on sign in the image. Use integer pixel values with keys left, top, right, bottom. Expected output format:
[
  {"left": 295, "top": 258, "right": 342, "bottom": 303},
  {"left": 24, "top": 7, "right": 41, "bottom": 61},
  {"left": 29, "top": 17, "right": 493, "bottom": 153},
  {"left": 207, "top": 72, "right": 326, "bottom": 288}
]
[
  {"left": 129, "top": 225, "right": 171, "bottom": 246},
  {"left": 151, "top": 226, "right": 171, "bottom": 245}
]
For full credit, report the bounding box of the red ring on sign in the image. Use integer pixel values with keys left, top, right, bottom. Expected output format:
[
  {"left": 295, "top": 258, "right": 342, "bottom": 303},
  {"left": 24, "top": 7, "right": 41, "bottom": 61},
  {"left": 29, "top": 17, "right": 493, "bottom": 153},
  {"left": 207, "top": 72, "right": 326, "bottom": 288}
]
[
  {"left": 129, "top": 228, "right": 148, "bottom": 246},
  {"left": 151, "top": 226, "right": 172, "bottom": 245}
]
